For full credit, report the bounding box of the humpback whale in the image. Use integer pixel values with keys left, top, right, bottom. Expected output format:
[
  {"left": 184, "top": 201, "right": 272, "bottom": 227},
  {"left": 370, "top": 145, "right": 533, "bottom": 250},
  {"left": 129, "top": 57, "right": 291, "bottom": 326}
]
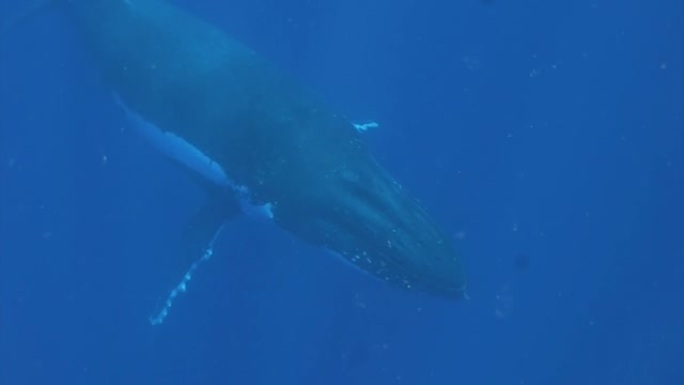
[{"left": 5, "top": 0, "right": 466, "bottom": 316}]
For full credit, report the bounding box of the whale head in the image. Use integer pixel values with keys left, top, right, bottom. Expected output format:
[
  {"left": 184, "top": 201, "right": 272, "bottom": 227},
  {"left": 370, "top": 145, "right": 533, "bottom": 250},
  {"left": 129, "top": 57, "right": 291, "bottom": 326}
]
[{"left": 268, "top": 146, "right": 466, "bottom": 298}]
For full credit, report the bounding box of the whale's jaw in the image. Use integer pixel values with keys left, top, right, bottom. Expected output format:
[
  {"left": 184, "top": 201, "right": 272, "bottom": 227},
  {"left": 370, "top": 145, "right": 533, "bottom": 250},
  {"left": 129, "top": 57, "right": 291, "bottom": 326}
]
[{"left": 272, "top": 154, "right": 466, "bottom": 298}]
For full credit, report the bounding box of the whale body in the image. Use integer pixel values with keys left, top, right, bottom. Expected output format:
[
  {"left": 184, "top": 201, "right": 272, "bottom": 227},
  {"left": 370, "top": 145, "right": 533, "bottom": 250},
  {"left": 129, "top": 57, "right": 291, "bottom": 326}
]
[{"left": 58, "top": 0, "right": 466, "bottom": 298}]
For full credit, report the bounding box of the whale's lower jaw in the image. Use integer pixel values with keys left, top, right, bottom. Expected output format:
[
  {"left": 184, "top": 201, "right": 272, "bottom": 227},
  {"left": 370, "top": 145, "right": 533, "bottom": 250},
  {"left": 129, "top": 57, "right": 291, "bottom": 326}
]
[{"left": 272, "top": 157, "right": 466, "bottom": 298}]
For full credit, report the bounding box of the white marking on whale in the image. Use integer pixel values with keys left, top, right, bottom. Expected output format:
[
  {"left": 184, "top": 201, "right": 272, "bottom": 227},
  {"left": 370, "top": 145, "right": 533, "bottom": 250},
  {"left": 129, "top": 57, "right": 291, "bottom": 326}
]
[
  {"left": 112, "top": 93, "right": 275, "bottom": 221},
  {"left": 113, "top": 93, "right": 230, "bottom": 188},
  {"left": 112, "top": 93, "right": 277, "bottom": 325}
]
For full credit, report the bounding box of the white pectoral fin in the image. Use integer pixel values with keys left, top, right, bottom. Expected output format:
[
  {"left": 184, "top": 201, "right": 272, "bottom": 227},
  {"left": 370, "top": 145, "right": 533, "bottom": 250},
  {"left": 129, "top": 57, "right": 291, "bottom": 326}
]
[
  {"left": 149, "top": 192, "right": 241, "bottom": 326},
  {"left": 111, "top": 93, "right": 277, "bottom": 325},
  {"left": 113, "top": 92, "right": 231, "bottom": 188},
  {"left": 110, "top": 93, "right": 239, "bottom": 325}
]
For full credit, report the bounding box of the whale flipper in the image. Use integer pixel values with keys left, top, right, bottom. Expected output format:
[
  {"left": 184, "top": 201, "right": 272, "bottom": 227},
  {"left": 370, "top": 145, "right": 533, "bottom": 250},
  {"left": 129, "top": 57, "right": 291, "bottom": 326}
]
[
  {"left": 183, "top": 192, "right": 240, "bottom": 263},
  {"left": 149, "top": 191, "right": 239, "bottom": 325}
]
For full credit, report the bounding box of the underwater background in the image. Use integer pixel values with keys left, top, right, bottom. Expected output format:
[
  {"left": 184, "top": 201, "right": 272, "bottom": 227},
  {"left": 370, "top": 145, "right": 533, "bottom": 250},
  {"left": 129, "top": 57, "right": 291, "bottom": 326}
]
[{"left": 1, "top": 0, "right": 682, "bottom": 384}]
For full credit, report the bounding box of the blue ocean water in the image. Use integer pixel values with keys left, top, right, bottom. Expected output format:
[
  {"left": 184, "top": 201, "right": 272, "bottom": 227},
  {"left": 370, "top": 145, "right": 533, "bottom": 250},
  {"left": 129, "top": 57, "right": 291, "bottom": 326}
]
[{"left": 0, "top": 0, "right": 682, "bottom": 384}]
